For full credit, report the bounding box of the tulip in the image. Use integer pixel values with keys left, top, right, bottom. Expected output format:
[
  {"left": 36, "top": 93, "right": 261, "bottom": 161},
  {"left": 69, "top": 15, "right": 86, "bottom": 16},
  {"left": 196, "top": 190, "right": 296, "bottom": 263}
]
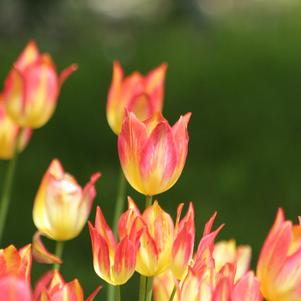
[
  {"left": 118, "top": 111, "right": 191, "bottom": 196},
  {"left": 0, "top": 99, "right": 31, "bottom": 160},
  {"left": 2, "top": 40, "right": 77, "bottom": 129},
  {"left": 118, "top": 198, "right": 174, "bottom": 276},
  {"left": 0, "top": 244, "right": 32, "bottom": 282},
  {"left": 89, "top": 206, "right": 141, "bottom": 285},
  {"left": 136, "top": 201, "right": 174, "bottom": 276},
  {"left": 33, "top": 159, "right": 100, "bottom": 241},
  {"left": 33, "top": 270, "right": 101, "bottom": 301},
  {"left": 257, "top": 208, "right": 301, "bottom": 301},
  {"left": 107, "top": 61, "right": 167, "bottom": 135},
  {"left": 0, "top": 275, "right": 32, "bottom": 301},
  {"left": 213, "top": 240, "right": 251, "bottom": 282}
]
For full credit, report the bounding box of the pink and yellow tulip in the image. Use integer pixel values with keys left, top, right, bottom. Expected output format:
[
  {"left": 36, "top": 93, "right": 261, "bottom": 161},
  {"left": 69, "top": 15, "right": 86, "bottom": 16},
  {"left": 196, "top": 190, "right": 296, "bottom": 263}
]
[
  {"left": 0, "top": 244, "right": 32, "bottom": 282},
  {"left": 257, "top": 208, "right": 301, "bottom": 301},
  {"left": 118, "top": 112, "right": 191, "bottom": 196},
  {"left": 0, "top": 99, "right": 31, "bottom": 160},
  {"left": 33, "top": 159, "right": 100, "bottom": 241},
  {"left": 89, "top": 206, "right": 140, "bottom": 285},
  {"left": 119, "top": 198, "right": 197, "bottom": 277},
  {"left": 2, "top": 40, "right": 77, "bottom": 129},
  {"left": 33, "top": 270, "right": 101, "bottom": 301},
  {"left": 107, "top": 61, "right": 167, "bottom": 135}
]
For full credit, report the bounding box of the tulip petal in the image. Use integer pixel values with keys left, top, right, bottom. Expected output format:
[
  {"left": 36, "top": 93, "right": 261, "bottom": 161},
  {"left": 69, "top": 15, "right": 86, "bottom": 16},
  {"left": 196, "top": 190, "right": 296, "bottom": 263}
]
[{"left": 32, "top": 232, "right": 62, "bottom": 265}]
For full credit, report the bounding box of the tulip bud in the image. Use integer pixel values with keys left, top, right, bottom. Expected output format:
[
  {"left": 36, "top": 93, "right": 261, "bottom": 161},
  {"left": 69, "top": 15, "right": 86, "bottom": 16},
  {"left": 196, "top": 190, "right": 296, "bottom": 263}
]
[
  {"left": 33, "top": 270, "right": 101, "bottom": 301},
  {"left": 33, "top": 159, "right": 100, "bottom": 241},
  {"left": 0, "top": 245, "right": 32, "bottom": 282},
  {"left": 135, "top": 201, "right": 174, "bottom": 276},
  {"left": 89, "top": 206, "right": 140, "bottom": 285},
  {"left": 118, "top": 112, "right": 191, "bottom": 196},
  {"left": 257, "top": 208, "right": 301, "bottom": 301},
  {"left": 3, "top": 40, "right": 77, "bottom": 129},
  {"left": 0, "top": 100, "right": 31, "bottom": 160},
  {"left": 107, "top": 61, "right": 167, "bottom": 135}
]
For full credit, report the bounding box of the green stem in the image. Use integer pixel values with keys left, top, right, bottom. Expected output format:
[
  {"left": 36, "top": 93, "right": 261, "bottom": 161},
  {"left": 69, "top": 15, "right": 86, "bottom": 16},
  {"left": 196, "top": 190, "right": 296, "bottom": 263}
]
[
  {"left": 0, "top": 129, "right": 23, "bottom": 244},
  {"left": 108, "top": 169, "right": 127, "bottom": 301},
  {"left": 115, "top": 286, "right": 121, "bottom": 301},
  {"left": 139, "top": 275, "right": 147, "bottom": 301},
  {"left": 145, "top": 276, "right": 153, "bottom": 301},
  {"left": 112, "top": 170, "right": 127, "bottom": 236},
  {"left": 53, "top": 241, "right": 64, "bottom": 270},
  {"left": 145, "top": 195, "right": 153, "bottom": 208},
  {"left": 168, "top": 286, "right": 176, "bottom": 301}
]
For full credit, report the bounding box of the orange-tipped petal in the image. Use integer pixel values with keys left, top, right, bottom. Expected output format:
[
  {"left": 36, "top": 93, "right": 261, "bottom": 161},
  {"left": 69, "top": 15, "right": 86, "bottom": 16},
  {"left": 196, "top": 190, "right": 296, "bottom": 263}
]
[
  {"left": 85, "top": 285, "right": 101, "bottom": 301},
  {"left": 59, "top": 64, "right": 77, "bottom": 86},
  {"left": 32, "top": 232, "right": 62, "bottom": 265},
  {"left": 15, "top": 40, "right": 39, "bottom": 71},
  {"left": 171, "top": 202, "right": 195, "bottom": 280}
]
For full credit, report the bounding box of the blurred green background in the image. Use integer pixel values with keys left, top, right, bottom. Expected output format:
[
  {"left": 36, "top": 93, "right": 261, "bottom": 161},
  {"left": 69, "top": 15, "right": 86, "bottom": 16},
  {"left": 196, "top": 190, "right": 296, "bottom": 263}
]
[{"left": 1, "top": 0, "right": 301, "bottom": 298}]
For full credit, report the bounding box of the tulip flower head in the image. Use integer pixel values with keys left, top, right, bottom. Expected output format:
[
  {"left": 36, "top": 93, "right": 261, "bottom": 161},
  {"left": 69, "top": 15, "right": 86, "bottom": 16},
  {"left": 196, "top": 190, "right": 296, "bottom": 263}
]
[
  {"left": 33, "top": 159, "right": 100, "bottom": 241},
  {"left": 0, "top": 99, "right": 31, "bottom": 160},
  {"left": 118, "top": 112, "right": 191, "bottom": 196},
  {"left": 33, "top": 270, "right": 101, "bottom": 301},
  {"left": 2, "top": 40, "right": 77, "bottom": 128},
  {"left": 107, "top": 61, "right": 167, "bottom": 134},
  {"left": 89, "top": 206, "right": 140, "bottom": 285},
  {"left": 0, "top": 244, "right": 32, "bottom": 282},
  {"left": 257, "top": 208, "right": 301, "bottom": 301}
]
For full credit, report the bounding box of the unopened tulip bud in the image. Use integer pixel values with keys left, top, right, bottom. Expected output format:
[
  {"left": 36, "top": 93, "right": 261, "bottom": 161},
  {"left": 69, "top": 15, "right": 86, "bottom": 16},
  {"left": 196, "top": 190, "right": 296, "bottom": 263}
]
[
  {"left": 107, "top": 61, "right": 167, "bottom": 135},
  {"left": 257, "top": 209, "right": 301, "bottom": 301},
  {"left": 33, "top": 159, "right": 100, "bottom": 241},
  {"left": 89, "top": 206, "right": 140, "bottom": 285},
  {"left": 118, "top": 112, "right": 190, "bottom": 196},
  {"left": 3, "top": 40, "right": 77, "bottom": 128}
]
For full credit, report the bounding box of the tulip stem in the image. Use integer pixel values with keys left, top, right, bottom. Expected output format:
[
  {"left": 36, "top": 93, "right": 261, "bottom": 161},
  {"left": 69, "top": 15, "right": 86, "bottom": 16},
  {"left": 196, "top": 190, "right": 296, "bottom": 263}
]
[
  {"left": 108, "top": 169, "right": 127, "bottom": 301},
  {"left": 112, "top": 169, "right": 127, "bottom": 236},
  {"left": 0, "top": 129, "right": 23, "bottom": 244},
  {"left": 115, "top": 286, "right": 121, "bottom": 301},
  {"left": 139, "top": 275, "right": 147, "bottom": 301},
  {"left": 145, "top": 276, "right": 153, "bottom": 301},
  {"left": 53, "top": 241, "right": 64, "bottom": 270},
  {"left": 145, "top": 195, "right": 153, "bottom": 208},
  {"left": 168, "top": 286, "right": 176, "bottom": 301}
]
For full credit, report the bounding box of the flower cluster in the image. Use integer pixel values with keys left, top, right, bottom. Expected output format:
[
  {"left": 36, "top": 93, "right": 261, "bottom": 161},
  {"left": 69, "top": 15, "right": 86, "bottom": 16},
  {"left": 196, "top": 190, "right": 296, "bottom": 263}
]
[{"left": 0, "top": 40, "right": 300, "bottom": 301}]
